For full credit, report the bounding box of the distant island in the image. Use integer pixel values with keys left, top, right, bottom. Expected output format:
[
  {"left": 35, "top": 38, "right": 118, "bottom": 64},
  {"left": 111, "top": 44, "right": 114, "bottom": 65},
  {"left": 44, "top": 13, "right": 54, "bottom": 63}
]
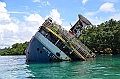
[{"left": 0, "top": 19, "right": 120, "bottom": 55}]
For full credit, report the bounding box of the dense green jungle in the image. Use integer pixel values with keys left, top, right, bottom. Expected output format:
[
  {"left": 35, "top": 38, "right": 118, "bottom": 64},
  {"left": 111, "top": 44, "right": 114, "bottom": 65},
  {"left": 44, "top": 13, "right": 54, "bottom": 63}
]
[{"left": 0, "top": 19, "right": 120, "bottom": 55}]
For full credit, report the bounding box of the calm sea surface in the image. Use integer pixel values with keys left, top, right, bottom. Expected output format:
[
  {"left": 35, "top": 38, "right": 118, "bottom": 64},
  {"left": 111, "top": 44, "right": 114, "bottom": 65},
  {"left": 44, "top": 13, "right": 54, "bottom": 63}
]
[{"left": 0, "top": 55, "right": 120, "bottom": 79}]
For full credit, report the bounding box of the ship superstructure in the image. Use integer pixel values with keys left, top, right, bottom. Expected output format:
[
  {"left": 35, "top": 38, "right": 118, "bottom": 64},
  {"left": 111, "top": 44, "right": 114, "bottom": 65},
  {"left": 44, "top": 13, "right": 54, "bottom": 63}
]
[{"left": 25, "top": 14, "right": 95, "bottom": 62}]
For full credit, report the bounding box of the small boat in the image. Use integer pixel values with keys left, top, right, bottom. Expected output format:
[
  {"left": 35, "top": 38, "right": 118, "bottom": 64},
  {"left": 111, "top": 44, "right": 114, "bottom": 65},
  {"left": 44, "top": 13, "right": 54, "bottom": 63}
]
[{"left": 25, "top": 14, "right": 95, "bottom": 62}]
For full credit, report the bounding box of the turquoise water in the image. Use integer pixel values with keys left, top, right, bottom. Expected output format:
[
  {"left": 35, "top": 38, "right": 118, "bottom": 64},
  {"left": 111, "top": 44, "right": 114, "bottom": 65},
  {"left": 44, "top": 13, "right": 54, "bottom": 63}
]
[{"left": 0, "top": 55, "right": 120, "bottom": 79}]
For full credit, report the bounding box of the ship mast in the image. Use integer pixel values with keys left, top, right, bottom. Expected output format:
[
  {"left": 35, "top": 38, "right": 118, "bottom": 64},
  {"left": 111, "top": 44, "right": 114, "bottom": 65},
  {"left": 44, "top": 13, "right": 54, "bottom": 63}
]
[{"left": 69, "top": 14, "right": 92, "bottom": 38}]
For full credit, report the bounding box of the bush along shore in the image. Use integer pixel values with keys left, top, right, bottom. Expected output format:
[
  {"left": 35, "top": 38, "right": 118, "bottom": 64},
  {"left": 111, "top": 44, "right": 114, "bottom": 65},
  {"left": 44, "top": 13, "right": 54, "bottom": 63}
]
[
  {"left": 79, "top": 19, "right": 120, "bottom": 55},
  {"left": 0, "top": 19, "right": 120, "bottom": 55},
  {"left": 0, "top": 42, "right": 29, "bottom": 55}
]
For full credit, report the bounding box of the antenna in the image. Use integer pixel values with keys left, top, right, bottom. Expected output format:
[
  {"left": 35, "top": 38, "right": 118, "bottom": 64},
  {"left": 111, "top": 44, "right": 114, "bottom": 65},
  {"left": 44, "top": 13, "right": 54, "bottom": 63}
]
[{"left": 70, "top": 23, "right": 72, "bottom": 27}]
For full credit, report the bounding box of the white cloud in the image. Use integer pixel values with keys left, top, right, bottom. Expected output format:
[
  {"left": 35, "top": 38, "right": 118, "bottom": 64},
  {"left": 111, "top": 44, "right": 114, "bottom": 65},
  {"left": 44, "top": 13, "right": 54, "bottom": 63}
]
[
  {"left": 33, "top": 0, "right": 50, "bottom": 6},
  {"left": 0, "top": 2, "right": 41, "bottom": 48},
  {"left": 42, "top": 1, "right": 50, "bottom": 6},
  {"left": 84, "top": 11, "right": 109, "bottom": 25},
  {"left": 84, "top": 11, "right": 102, "bottom": 25},
  {"left": 0, "top": 2, "right": 63, "bottom": 48},
  {"left": 99, "top": 2, "right": 116, "bottom": 12},
  {"left": 82, "top": 0, "right": 88, "bottom": 4},
  {"left": 24, "top": 14, "right": 44, "bottom": 24},
  {"left": 109, "top": 13, "right": 120, "bottom": 21},
  {"left": 32, "top": 0, "right": 40, "bottom": 3},
  {"left": 83, "top": 2, "right": 119, "bottom": 25},
  {"left": 103, "top": 0, "right": 119, "bottom": 3},
  {"left": 83, "top": 14, "right": 100, "bottom": 25},
  {"left": 38, "top": 6, "right": 42, "bottom": 8},
  {"left": 90, "top": 17, "right": 105, "bottom": 25},
  {"left": 0, "top": 2, "right": 10, "bottom": 21},
  {"left": 46, "top": 9, "right": 62, "bottom": 25},
  {"left": 0, "top": 2, "right": 18, "bottom": 33},
  {"left": 8, "top": 11, "right": 28, "bottom": 14},
  {"left": 84, "top": 12, "right": 98, "bottom": 16},
  {"left": 24, "top": 14, "right": 44, "bottom": 34},
  {"left": 0, "top": 1, "right": 7, "bottom": 12}
]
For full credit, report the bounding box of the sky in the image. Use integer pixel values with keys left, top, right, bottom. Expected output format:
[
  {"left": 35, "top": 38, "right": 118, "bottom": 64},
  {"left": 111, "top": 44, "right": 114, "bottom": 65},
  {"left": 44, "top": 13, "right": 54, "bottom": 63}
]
[{"left": 0, "top": 0, "right": 120, "bottom": 48}]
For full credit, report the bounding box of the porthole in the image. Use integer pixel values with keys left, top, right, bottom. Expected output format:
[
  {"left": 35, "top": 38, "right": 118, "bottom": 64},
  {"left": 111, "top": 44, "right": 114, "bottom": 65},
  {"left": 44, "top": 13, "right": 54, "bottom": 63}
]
[
  {"left": 40, "top": 51, "right": 42, "bottom": 53},
  {"left": 56, "top": 52, "right": 60, "bottom": 57},
  {"left": 37, "top": 48, "right": 39, "bottom": 51}
]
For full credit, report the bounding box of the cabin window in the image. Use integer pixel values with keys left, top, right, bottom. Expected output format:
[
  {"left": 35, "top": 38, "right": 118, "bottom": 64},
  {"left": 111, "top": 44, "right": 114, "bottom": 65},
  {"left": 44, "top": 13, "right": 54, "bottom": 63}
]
[
  {"left": 39, "top": 27, "right": 48, "bottom": 37},
  {"left": 56, "top": 40, "right": 65, "bottom": 49},
  {"left": 46, "top": 32, "right": 58, "bottom": 44},
  {"left": 56, "top": 40, "right": 72, "bottom": 54},
  {"left": 40, "top": 30, "right": 47, "bottom": 36},
  {"left": 39, "top": 26, "right": 59, "bottom": 45}
]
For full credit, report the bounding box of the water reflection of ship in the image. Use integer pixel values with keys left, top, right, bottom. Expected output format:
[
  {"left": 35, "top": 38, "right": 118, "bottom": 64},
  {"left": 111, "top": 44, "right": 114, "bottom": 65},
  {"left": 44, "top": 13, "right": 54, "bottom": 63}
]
[{"left": 25, "top": 14, "right": 96, "bottom": 62}]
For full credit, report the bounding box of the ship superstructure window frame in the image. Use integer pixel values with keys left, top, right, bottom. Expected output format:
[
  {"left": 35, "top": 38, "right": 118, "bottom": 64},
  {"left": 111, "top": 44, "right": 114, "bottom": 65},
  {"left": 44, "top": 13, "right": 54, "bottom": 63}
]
[
  {"left": 39, "top": 26, "right": 59, "bottom": 44},
  {"left": 39, "top": 26, "right": 48, "bottom": 37},
  {"left": 56, "top": 40, "right": 72, "bottom": 55},
  {"left": 39, "top": 26, "right": 72, "bottom": 55}
]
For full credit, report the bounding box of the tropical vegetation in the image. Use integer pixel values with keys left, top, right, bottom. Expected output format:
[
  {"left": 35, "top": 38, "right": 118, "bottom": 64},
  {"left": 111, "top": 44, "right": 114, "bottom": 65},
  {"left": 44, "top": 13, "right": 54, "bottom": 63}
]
[
  {"left": 0, "top": 42, "right": 29, "bottom": 55},
  {"left": 0, "top": 19, "right": 120, "bottom": 55},
  {"left": 79, "top": 19, "right": 120, "bottom": 54}
]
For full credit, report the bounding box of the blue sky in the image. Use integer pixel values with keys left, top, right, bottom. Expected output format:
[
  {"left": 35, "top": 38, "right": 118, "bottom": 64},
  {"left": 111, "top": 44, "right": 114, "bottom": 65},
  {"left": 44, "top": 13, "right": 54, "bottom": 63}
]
[{"left": 0, "top": 0, "right": 120, "bottom": 48}]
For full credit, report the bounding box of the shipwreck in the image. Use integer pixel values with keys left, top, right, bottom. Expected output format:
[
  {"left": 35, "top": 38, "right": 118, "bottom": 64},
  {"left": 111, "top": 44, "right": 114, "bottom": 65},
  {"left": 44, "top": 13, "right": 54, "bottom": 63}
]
[{"left": 25, "top": 14, "right": 95, "bottom": 62}]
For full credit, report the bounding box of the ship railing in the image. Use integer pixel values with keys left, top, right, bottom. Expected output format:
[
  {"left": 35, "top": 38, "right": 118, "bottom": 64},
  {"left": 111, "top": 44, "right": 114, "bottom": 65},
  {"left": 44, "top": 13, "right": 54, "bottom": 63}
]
[
  {"left": 72, "top": 44, "right": 87, "bottom": 57},
  {"left": 71, "top": 38, "right": 93, "bottom": 58},
  {"left": 42, "top": 17, "right": 53, "bottom": 27},
  {"left": 42, "top": 17, "right": 73, "bottom": 40},
  {"left": 58, "top": 29, "right": 72, "bottom": 41},
  {"left": 57, "top": 28, "right": 93, "bottom": 58},
  {"left": 78, "top": 40, "right": 92, "bottom": 53},
  {"left": 42, "top": 17, "right": 93, "bottom": 58},
  {"left": 72, "top": 43, "right": 87, "bottom": 57},
  {"left": 50, "top": 23, "right": 93, "bottom": 58},
  {"left": 48, "top": 23, "right": 72, "bottom": 41}
]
